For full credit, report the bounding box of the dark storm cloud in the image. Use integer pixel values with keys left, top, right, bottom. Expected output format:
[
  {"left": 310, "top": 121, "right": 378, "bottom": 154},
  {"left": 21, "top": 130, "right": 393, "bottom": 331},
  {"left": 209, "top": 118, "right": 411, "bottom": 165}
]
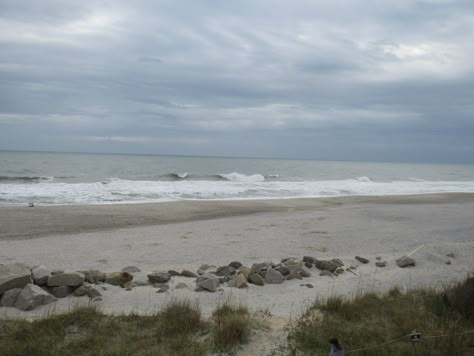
[{"left": 0, "top": 0, "right": 473, "bottom": 162}]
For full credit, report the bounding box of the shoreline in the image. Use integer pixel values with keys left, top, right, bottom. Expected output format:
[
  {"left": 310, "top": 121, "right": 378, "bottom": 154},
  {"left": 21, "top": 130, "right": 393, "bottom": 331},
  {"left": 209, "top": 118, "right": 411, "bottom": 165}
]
[{"left": 1, "top": 192, "right": 474, "bottom": 240}]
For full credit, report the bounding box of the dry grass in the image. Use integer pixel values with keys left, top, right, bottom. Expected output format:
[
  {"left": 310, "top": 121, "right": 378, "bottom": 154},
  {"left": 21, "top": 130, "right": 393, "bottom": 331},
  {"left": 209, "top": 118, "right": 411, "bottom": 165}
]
[
  {"left": 287, "top": 277, "right": 474, "bottom": 356},
  {"left": 212, "top": 302, "right": 251, "bottom": 352}
]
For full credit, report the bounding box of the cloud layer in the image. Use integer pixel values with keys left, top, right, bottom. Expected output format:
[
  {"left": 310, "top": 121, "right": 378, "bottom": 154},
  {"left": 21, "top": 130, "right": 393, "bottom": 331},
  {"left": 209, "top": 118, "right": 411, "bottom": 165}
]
[{"left": 1, "top": 0, "right": 473, "bottom": 162}]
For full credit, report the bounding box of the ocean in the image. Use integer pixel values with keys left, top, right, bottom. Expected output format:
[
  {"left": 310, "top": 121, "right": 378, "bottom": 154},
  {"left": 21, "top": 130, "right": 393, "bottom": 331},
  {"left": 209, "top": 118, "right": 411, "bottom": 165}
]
[{"left": 1, "top": 151, "right": 474, "bottom": 206}]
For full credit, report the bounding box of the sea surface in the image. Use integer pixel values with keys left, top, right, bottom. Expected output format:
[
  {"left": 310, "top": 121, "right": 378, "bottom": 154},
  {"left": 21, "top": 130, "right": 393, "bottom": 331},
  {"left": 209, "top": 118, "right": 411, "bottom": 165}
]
[{"left": 1, "top": 151, "right": 474, "bottom": 206}]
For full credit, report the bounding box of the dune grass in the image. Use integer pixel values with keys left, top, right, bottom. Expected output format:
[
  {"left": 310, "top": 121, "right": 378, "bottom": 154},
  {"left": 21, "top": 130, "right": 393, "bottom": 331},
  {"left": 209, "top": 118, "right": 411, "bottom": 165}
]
[
  {"left": 212, "top": 302, "right": 251, "bottom": 352},
  {"left": 287, "top": 278, "right": 474, "bottom": 356}
]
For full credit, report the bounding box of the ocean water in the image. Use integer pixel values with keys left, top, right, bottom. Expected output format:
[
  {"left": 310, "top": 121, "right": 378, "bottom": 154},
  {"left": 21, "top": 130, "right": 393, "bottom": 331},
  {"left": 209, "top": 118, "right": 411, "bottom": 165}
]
[{"left": 1, "top": 151, "right": 474, "bottom": 206}]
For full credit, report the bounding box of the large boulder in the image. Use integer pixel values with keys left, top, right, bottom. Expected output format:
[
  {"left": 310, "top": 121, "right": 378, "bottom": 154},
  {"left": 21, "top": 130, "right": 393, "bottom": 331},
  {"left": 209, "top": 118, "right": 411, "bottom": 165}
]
[
  {"left": 73, "top": 283, "right": 102, "bottom": 298},
  {"left": 315, "top": 260, "right": 338, "bottom": 273},
  {"left": 251, "top": 262, "right": 270, "bottom": 274},
  {"left": 248, "top": 273, "right": 265, "bottom": 286},
  {"left": 0, "top": 288, "right": 22, "bottom": 307},
  {"left": 105, "top": 272, "right": 133, "bottom": 286},
  {"left": 396, "top": 256, "right": 416, "bottom": 268},
  {"left": 83, "top": 270, "right": 106, "bottom": 284},
  {"left": 31, "top": 266, "right": 50, "bottom": 286},
  {"left": 196, "top": 274, "right": 220, "bottom": 292},
  {"left": 238, "top": 266, "right": 252, "bottom": 279},
  {"left": 265, "top": 269, "right": 285, "bottom": 284},
  {"left": 47, "top": 272, "right": 85, "bottom": 287},
  {"left": 215, "top": 266, "right": 236, "bottom": 277},
  {"left": 15, "top": 284, "right": 57, "bottom": 311},
  {"left": 50, "top": 286, "right": 73, "bottom": 298},
  {"left": 147, "top": 272, "right": 170, "bottom": 284},
  {"left": 228, "top": 273, "right": 248, "bottom": 288},
  {"left": 0, "top": 263, "right": 32, "bottom": 295}
]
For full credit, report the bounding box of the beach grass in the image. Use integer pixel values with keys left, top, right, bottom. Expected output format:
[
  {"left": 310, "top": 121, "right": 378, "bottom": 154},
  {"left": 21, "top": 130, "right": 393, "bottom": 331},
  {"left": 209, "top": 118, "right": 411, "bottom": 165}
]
[
  {"left": 212, "top": 301, "right": 252, "bottom": 352},
  {"left": 287, "top": 277, "right": 474, "bottom": 355}
]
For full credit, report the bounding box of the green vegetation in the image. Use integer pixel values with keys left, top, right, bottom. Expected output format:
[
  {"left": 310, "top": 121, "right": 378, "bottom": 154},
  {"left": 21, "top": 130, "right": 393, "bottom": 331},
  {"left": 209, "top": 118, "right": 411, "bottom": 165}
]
[
  {"left": 212, "top": 302, "right": 251, "bottom": 352},
  {"left": 287, "top": 277, "right": 474, "bottom": 355},
  {"left": 0, "top": 298, "right": 254, "bottom": 356}
]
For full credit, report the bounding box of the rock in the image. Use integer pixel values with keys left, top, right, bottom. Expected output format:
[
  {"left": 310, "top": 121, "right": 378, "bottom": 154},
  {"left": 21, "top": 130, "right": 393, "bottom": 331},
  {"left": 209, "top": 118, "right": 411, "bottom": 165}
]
[
  {"left": 181, "top": 269, "right": 198, "bottom": 278},
  {"left": 1, "top": 288, "right": 22, "bottom": 307},
  {"left": 197, "top": 264, "right": 216, "bottom": 275},
  {"left": 335, "top": 267, "right": 345, "bottom": 275},
  {"left": 0, "top": 263, "right": 32, "bottom": 295},
  {"left": 275, "top": 265, "right": 290, "bottom": 276},
  {"left": 355, "top": 256, "right": 370, "bottom": 264},
  {"left": 91, "top": 296, "right": 103, "bottom": 302},
  {"left": 167, "top": 270, "right": 181, "bottom": 277},
  {"left": 153, "top": 283, "right": 169, "bottom": 290},
  {"left": 305, "top": 283, "right": 314, "bottom": 288},
  {"left": 156, "top": 288, "right": 168, "bottom": 294},
  {"left": 299, "top": 269, "right": 312, "bottom": 278},
  {"left": 196, "top": 274, "right": 220, "bottom": 292},
  {"left": 83, "top": 270, "right": 106, "bottom": 284},
  {"left": 31, "top": 266, "right": 50, "bottom": 286},
  {"left": 332, "top": 258, "right": 344, "bottom": 267},
  {"left": 319, "top": 270, "right": 334, "bottom": 277},
  {"left": 445, "top": 260, "right": 452, "bottom": 265},
  {"left": 48, "top": 272, "right": 85, "bottom": 287},
  {"left": 251, "top": 262, "right": 270, "bottom": 274},
  {"left": 175, "top": 282, "right": 188, "bottom": 289},
  {"left": 248, "top": 273, "right": 265, "bottom": 286},
  {"left": 375, "top": 261, "right": 387, "bottom": 268},
  {"left": 147, "top": 272, "right": 170, "bottom": 284},
  {"left": 123, "top": 281, "right": 135, "bottom": 291},
  {"left": 238, "top": 266, "right": 252, "bottom": 279},
  {"left": 396, "top": 256, "right": 416, "bottom": 268},
  {"left": 50, "top": 286, "right": 73, "bottom": 298},
  {"left": 228, "top": 261, "right": 242, "bottom": 269},
  {"left": 51, "top": 270, "right": 63, "bottom": 276},
  {"left": 376, "top": 256, "right": 382, "bottom": 261},
  {"left": 314, "top": 260, "right": 338, "bottom": 273},
  {"left": 216, "top": 266, "right": 236, "bottom": 277},
  {"left": 15, "top": 284, "right": 56, "bottom": 310},
  {"left": 265, "top": 269, "right": 285, "bottom": 284},
  {"left": 305, "top": 262, "right": 313, "bottom": 268},
  {"left": 73, "top": 283, "right": 101, "bottom": 297},
  {"left": 284, "top": 259, "right": 304, "bottom": 270},
  {"left": 105, "top": 272, "right": 133, "bottom": 286},
  {"left": 286, "top": 271, "right": 302, "bottom": 280},
  {"left": 122, "top": 266, "right": 141, "bottom": 273},
  {"left": 303, "top": 256, "right": 315, "bottom": 264},
  {"left": 228, "top": 273, "right": 248, "bottom": 288}
]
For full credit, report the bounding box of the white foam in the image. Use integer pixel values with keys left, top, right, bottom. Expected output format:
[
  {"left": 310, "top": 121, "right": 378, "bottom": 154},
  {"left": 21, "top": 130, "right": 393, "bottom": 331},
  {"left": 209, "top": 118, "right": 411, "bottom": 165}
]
[
  {"left": 218, "top": 172, "right": 265, "bottom": 182},
  {"left": 2, "top": 178, "right": 474, "bottom": 206}
]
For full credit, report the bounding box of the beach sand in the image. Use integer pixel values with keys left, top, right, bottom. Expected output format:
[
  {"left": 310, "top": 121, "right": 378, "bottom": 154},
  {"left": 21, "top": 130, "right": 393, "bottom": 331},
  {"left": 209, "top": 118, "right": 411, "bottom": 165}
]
[{"left": 1, "top": 193, "right": 474, "bottom": 321}]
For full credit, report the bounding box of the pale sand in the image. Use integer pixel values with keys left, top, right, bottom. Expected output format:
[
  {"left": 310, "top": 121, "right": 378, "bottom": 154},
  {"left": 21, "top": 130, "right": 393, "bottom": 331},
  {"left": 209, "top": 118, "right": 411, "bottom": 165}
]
[{"left": 1, "top": 193, "right": 474, "bottom": 323}]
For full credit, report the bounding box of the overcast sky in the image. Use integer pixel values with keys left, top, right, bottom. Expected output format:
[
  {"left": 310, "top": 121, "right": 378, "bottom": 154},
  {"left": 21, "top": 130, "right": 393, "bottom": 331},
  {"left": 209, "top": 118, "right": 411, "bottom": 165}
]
[{"left": 0, "top": 0, "right": 473, "bottom": 163}]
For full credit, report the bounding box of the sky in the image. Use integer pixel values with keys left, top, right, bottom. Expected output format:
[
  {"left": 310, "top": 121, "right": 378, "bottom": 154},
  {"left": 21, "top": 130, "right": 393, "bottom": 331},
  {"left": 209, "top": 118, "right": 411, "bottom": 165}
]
[{"left": 0, "top": 0, "right": 473, "bottom": 163}]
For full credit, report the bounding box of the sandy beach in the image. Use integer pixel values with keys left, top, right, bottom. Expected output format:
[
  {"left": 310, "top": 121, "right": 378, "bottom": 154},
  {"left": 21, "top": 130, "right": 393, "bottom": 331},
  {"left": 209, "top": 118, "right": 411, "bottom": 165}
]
[{"left": 1, "top": 193, "right": 474, "bottom": 321}]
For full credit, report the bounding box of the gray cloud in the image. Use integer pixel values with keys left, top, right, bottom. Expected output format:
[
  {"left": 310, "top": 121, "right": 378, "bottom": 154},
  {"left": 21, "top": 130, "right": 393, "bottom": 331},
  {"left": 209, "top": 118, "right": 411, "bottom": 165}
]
[{"left": 0, "top": 0, "right": 473, "bottom": 162}]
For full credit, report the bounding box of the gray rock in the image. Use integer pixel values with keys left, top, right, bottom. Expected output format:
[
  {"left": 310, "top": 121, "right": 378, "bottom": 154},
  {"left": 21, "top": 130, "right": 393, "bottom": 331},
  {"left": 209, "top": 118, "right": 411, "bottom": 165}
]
[
  {"left": 124, "top": 281, "right": 135, "bottom": 291},
  {"left": 265, "top": 269, "right": 285, "bottom": 284},
  {"left": 47, "top": 272, "right": 85, "bottom": 287},
  {"left": 0, "top": 263, "right": 32, "bottom": 295},
  {"left": 305, "top": 262, "right": 313, "bottom": 268},
  {"left": 73, "top": 283, "right": 101, "bottom": 298},
  {"left": 147, "top": 272, "right": 170, "bottom": 284},
  {"left": 105, "top": 272, "right": 133, "bottom": 286},
  {"left": 305, "top": 283, "right": 314, "bottom": 288},
  {"left": 196, "top": 274, "right": 220, "bottom": 292},
  {"left": 175, "top": 282, "right": 188, "bottom": 289},
  {"left": 50, "top": 286, "right": 73, "bottom": 298},
  {"left": 31, "top": 265, "right": 50, "bottom": 286},
  {"left": 51, "top": 270, "right": 63, "bottom": 276},
  {"left": 238, "top": 266, "right": 252, "bottom": 279},
  {"left": 122, "top": 266, "right": 141, "bottom": 273},
  {"left": 355, "top": 256, "right": 370, "bottom": 264},
  {"left": 228, "top": 261, "right": 242, "bottom": 269},
  {"left": 284, "top": 259, "right": 304, "bottom": 270},
  {"left": 83, "top": 270, "right": 106, "bottom": 284},
  {"left": 216, "top": 266, "right": 236, "bottom": 277},
  {"left": 1, "top": 288, "right": 22, "bottom": 307},
  {"left": 15, "top": 284, "right": 56, "bottom": 310},
  {"left": 251, "top": 262, "right": 270, "bottom": 274},
  {"left": 375, "top": 256, "right": 382, "bottom": 261},
  {"left": 319, "top": 270, "right": 334, "bottom": 277},
  {"left": 228, "top": 273, "right": 248, "bottom": 288},
  {"left": 303, "top": 256, "right": 315, "bottom": 264},
  {"left": 299, "top": 269, "right": 312, "bottom": 278},
  {"left": 167, "top": 270, "right": 181, "bottom": 276},
  {"left": 286, "top": 271, "right": 302, "bottom": 280},
  {"left": 248, "top": 273, "right": 265, "bottom": 286},
  {"left": 375, "top": 261, "right": 387, "bottom": 268},
  {"left": 445, "top": 260, "right": 452, "bottom": 265},
  {"left": 275, "top": 265, "right": 290, "bottom": 276},
  {"left": 396, "top": 256, "right": 416, "bottom": 268},
  {"left": 197, "top": 264, "right": 216, "bottom": 275},
  {"left": 332, "top": 258, "right": 344, "bottom": 267},
  {"left": 181, "top": 269, "right": 197, "bottom": 278},
  {"left": 314, "top": 260, "right": 338, "bottom": 273}
]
